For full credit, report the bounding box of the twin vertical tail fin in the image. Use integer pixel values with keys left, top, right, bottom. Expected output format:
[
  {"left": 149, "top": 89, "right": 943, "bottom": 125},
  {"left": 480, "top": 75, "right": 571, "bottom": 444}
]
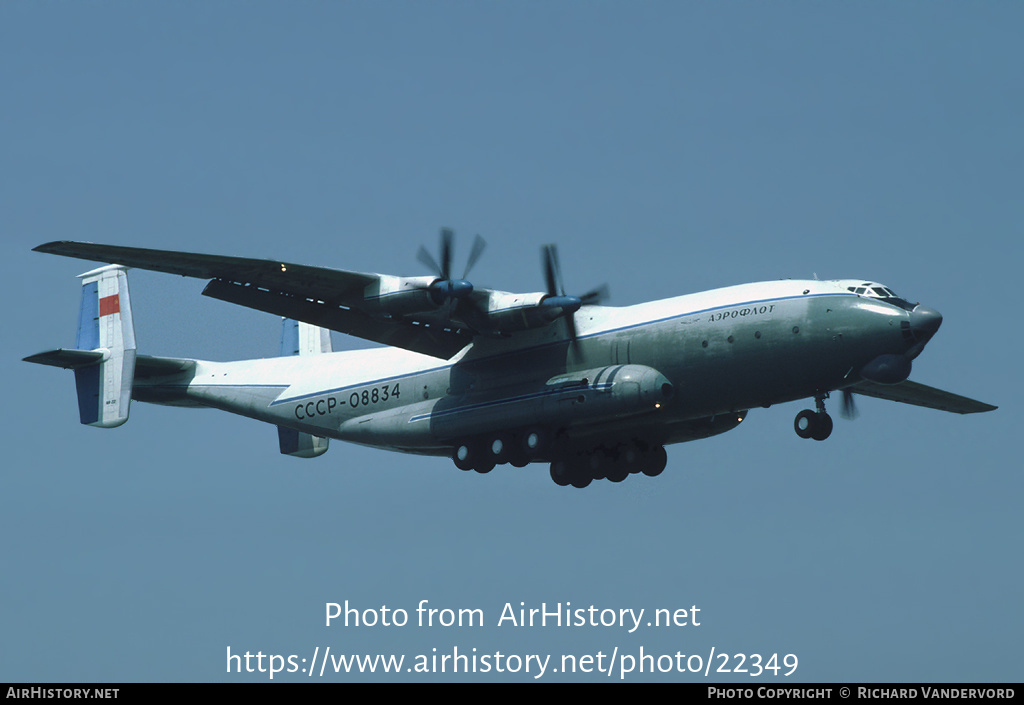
[
  {"left": 277, "top": 319, "right": 331, "bottom": 458},
  {"left": 22, "top": 265, "right": 138, "bottom": 428},
  {"left": 74, "top": 265, "right": 137, "bottom": 427}
]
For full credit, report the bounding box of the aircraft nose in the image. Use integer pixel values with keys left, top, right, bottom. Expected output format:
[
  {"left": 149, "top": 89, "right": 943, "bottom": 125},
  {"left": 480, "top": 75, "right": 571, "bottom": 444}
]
[{"left": 909, "top": 305, "right": 942, "bottom": 342}]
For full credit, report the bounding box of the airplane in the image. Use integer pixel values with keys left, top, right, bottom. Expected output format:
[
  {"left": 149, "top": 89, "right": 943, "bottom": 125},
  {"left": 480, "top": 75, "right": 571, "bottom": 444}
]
[{"left": 24, "top": 231, "right": 996, "bottom": 488}]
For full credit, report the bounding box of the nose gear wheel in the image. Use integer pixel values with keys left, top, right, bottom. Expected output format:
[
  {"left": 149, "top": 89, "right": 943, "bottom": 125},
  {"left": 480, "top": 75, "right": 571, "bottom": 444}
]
[{"left": 794, "top": 395, "right": 834, "bottom": 441}]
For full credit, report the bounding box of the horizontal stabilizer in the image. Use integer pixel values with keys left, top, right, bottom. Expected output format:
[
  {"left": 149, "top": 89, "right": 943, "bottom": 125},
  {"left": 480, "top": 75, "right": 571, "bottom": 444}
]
[
  {"left": 25, "top": 351, "right": 195, "bottom": 377},
  {"left": 852, "top": 379, "right": 997, "bottom": 414},
  {"left": 23, "top": 348, "right": 105, "bottom": 370}
]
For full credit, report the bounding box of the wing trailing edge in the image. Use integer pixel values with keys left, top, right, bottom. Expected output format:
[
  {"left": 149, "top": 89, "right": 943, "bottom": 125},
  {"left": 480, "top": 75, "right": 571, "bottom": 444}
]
[{"left": 202, "top": 279, "right": 470, "bottom": 359}]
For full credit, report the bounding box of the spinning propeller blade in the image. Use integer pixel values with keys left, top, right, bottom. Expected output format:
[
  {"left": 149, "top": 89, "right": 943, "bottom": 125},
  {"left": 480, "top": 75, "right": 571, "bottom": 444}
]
[
  {"left": 463, "top": 234, "right": 486, "bottom": 280},
  {"left": 541, "top": 244, "right": 608, "bottom": 348},
  {"left": 841, "top": 389, "right": 859, "bottom": 420},
  {"left": 416, "top": 228, "right": 486, "bottom": 305}
]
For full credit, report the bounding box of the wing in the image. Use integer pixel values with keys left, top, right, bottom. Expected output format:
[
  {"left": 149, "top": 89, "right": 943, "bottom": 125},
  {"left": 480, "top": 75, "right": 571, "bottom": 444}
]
[
  {"left": 851, "top": 379, "right": 997, "bottom": 414},
  {"left": 33, "top": 241, "right": 473, "bottom": 359}
]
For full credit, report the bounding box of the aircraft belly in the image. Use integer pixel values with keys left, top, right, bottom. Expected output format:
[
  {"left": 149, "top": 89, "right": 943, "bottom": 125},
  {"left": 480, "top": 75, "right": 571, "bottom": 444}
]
[{"left": 185, "top": 384, "right": 288, "bottom": 424}]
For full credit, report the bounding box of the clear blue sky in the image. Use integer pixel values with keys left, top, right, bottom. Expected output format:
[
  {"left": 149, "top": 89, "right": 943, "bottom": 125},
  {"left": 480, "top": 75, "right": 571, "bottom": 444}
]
[{"left": 2, "top": 2, "right": 1020, "bottom": 682}]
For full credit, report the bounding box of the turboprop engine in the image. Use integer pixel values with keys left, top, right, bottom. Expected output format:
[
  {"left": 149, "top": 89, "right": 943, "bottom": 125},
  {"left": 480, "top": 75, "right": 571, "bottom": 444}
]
[{"left": 360, "top": 274, "right": 465, "bottom": 315}]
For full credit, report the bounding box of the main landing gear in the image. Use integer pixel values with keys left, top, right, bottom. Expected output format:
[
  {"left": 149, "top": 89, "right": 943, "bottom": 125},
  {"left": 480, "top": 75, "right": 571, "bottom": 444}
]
[
  {"left": 453, "top": 428, "right": 546, "bottom": 474},
  {"left": 451, "top": 431, "right": 668, "bottom": 488},
  {"left": 549, "top": 441, "right": 667, "bottom": 489},
  {"left": 794, "top": 395, "right": 833, "bottom": 441}
]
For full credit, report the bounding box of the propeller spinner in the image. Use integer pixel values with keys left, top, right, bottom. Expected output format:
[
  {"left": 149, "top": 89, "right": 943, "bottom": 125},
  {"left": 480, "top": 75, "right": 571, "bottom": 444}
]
[{"left": 416, "top": 228, "right": 486, "bottom": 306}]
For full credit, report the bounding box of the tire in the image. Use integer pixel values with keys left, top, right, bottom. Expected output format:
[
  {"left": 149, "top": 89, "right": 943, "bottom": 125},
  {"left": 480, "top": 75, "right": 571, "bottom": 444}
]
[
  {"left": 586, "top": 448, "right": 610, "bottom": 480},
  {"left": 453, "top": 443, "right": 475, "bottom": 471},
  {"left": 642, "top": 445, "right": 667, "bottom": 477},
  {"left": 570, "top": 473, "right": 592, "bottom": 489},
  {"left": 607, "top": 465, "right": 628, "bottom": 483},
  {"left": 794, "top": 409, "right": 816, "bottom": 439},
  {"left": 550, "top": 460, "right": 572, "bottom": 487},
  {"left": 618, "top": 443, "right": 643, "bottom": 474},
  {"left": 521, "top": 428, "right": 546, "bottom": 458},
  {"left": 489, "top": 433, "right": 513, "bottom": 464},
  {"left": 509, "top": 452, "right": 530, "bottom": 468},
  {"left": 811, "top": 412, "right": 833, "bottom": 441}
]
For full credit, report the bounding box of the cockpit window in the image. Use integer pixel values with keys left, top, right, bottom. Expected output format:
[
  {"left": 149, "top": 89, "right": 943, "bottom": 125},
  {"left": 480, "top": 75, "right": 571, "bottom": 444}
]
[{"left": 848, "top": 283, "right": 917, "bottom": 311}]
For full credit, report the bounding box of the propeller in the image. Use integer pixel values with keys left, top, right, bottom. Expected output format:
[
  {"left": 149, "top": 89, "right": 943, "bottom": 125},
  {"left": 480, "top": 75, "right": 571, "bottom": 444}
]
[
  {"left": 840, "top": 350, "right": 917, "bottom": 421},
  {"left": 416, "top": 228, "right": 486, "bottom": 305},
  {"left": 541, "top": 244, "right": 609, "bottom": 346},
  {"left": 840, "top": 389, "right": 859, "bottom": 420}
]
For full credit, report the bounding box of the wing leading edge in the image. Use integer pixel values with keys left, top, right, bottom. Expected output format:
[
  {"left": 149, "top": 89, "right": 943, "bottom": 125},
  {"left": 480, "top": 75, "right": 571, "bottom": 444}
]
[
  {"left": 851, "top": 379, "right": 997, "bottom": 414},
  {"left": 33, "top": 241, "right": 472, "bottom": 359}
]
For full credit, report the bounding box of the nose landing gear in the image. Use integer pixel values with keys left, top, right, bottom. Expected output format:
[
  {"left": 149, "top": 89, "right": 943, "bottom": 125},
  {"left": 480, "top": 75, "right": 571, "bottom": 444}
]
[{"left": 794, "top": 395, "right": 833, "bottom": 441}]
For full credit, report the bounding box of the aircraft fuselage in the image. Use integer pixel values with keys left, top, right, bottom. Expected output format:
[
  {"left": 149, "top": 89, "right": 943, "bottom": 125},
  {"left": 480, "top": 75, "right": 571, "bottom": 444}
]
[{"left": 132, "top": 278, "right": 919, "bottom": 456}]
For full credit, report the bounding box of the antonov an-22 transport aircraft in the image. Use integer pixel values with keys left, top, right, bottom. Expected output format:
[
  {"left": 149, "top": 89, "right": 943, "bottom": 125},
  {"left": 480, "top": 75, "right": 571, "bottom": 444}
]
[{"left": 25, "top": 231, "right": 996, "bottom": 488}]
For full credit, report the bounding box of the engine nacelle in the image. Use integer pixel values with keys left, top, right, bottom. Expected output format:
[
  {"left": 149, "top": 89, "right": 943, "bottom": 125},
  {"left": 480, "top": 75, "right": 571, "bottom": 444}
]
[
  {"left": 475, "top": 291, "right": 581, "bottom": 333},
  {"left": 542, "top": 365, "right": 675, "bottom": 412},
  {"left": 360, "top": 275, "right": 445, "bottom": 315},
  {"left": 860, "top": 354, "right": 912, "bottom": 385}
]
